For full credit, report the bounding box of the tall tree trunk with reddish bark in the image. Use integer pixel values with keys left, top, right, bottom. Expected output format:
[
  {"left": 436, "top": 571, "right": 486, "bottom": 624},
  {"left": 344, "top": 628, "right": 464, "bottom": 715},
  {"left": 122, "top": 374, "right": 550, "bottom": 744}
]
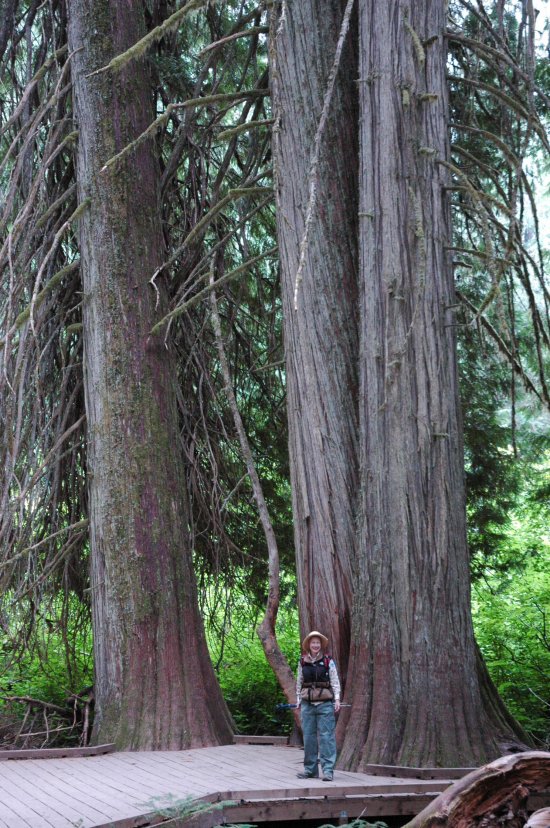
[
  {"left": 67, "top": 0, "right": 233, "bottom": 750},
  {"left": 270, "top": 0, "right": 359, "bottom": 687},
  {"left": 338, "top": 0, "right": 527, "bottom": 768}
]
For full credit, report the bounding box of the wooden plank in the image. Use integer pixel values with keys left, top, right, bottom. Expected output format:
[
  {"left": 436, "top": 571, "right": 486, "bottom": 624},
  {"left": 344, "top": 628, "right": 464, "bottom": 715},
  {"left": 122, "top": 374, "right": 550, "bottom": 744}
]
[
  {"left": 210, "top": 779, "right": 450, "bottom": 801},
  {"left": 111, "top": 752, "right": 225, "bottom": 802},
  {"left": 0, "top": 786, "right": 47, "bottom": 828},
  {"left": 0, "top": 777, "right": 26, "bottom": 828},
  {"left": 87, "top": 814, "right": 168, "bottom": 828},
  {"left": 219, "top": 792, "right": 438, "bottom": 822},
  {"left": 41, "top": 756, "right": 151, "bottom": 805},
  {"left": 0, "top": 766, "right": 72, "bottom": 828},
  {"left": 0, "top": 742, "right": 454, "bottom": 828},
  {"left": 233, "top": 735, "right": 289, "bottom": 745},
  {"left": 101, "top": 799, "right": 228, "bottom": 828},
  {"left": 84, "top": 754, "right": 176, "bottom": 799},
  {"left": 174, "top": 748, "right": 276, "bottom": 789},
  {"left": 160, "top": 792, "right": 439, "bottom": 828},
  {"left": 362, "top": 763, "right": 474, "bottom": 780},
  {"left": 30, "top": 753, "right": 174, "bottom": 828},
  {"left": 2, "top": 760, "right": 110, "bottom": 827},
  {"left": 0, "top": 744, "right": 115, "bottom": 761},
  {"left": 107, "top": 753, "right": 192, "bottom": 790},
  {"left": 18, "top": 758, "right": 133, "bottom": 819}
]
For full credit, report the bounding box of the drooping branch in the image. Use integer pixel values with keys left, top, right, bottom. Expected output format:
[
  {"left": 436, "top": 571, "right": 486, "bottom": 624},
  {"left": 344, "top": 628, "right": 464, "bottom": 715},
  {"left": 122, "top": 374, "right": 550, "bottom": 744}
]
[
  {"left": 87, "top": 0, "right": 221, "bottom": 77},
  {"left": 199, "top": 25, "right": 269, "bottom": 56},
  {"left": 151, "top": 246, "right": 277, "bottom": 334},
  {"left": 447, "top": 2, "right": 550, "bottom": 414},
  {"left": 456, "top": 289, "right": 546, "bottom": 407}
]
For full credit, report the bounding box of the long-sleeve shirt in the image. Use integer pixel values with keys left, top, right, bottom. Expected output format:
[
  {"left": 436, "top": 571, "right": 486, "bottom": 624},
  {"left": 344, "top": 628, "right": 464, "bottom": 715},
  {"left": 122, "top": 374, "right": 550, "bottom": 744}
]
[{"left": 296, "top": 655, "right": 341, "bottom": 706}]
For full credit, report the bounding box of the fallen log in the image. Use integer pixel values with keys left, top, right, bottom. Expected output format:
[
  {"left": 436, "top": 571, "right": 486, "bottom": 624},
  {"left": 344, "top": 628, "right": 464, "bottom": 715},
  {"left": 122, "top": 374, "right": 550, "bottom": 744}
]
[
  {"left": 525, "top": 808, "right": 550, "bottom": 828},
  {"left": 402, "top": 751, "right": 550, "bottom": 828}
]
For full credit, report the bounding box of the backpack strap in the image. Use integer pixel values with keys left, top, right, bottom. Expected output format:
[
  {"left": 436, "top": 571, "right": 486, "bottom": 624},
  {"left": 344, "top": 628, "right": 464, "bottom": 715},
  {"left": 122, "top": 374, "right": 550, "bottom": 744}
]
[{"left": 301, "top": 654, "right": 332, "bottom": 668}]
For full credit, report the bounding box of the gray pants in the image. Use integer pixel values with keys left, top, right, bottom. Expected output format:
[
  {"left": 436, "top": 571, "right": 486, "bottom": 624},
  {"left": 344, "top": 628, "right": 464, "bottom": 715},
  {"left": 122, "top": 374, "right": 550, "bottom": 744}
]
[{"left": 300, "top": 700, "right": 337, "bottom": 776}]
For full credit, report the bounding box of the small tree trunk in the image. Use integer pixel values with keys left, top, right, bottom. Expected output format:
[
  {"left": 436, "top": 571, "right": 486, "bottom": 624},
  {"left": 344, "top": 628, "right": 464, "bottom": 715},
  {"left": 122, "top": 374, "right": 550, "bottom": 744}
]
[
  {"left": 270, "top": 0, "right": 359, "bottom": 686},
  {"left": 403, "top": 751, "right": 550, "bottom": 828},
  {"left": 68, "top": 0, "right": 233, "bottom": 750}
]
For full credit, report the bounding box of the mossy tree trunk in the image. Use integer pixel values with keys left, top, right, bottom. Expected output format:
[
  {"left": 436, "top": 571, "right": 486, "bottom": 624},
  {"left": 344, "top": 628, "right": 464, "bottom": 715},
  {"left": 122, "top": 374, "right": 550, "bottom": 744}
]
[
  {"left": 67, "top": 0, "right": 233, "bottom": 750},
  {"left": 338, "top": 0, "right": 527, "bottom": 768},
  {"left": 270, "top": 0, "right": 359, "bottom": 687}
]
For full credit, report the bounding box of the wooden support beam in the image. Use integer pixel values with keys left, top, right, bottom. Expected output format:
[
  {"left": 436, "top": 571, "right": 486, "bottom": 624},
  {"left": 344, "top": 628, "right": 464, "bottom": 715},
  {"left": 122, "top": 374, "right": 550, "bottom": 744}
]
[{"left": 0, "top": 743, "right": 115, "bottom": 760}]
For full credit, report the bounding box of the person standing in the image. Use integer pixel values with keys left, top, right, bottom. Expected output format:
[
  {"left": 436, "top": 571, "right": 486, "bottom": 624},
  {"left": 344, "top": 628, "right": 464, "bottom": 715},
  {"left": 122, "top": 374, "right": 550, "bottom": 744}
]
[{"left": 296, "top": 631, "right": 341, "bottom": 781}]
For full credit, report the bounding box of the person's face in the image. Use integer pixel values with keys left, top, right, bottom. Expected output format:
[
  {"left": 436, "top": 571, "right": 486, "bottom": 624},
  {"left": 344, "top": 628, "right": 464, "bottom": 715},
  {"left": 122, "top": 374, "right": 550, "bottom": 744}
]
[{"left": 309, "top": 637, "right": 322, "bottom": 656}]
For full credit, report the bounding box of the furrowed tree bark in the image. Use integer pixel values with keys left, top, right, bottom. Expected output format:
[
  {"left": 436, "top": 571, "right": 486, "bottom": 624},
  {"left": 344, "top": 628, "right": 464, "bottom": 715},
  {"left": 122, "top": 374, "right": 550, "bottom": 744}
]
[
  {"left": 339, "top": 0, "right": 528, "bottom": 768},
  {"left": 67, "top": 0, "right": 233, "bottom": 750},
  {"left": 270, "top": 0, "right": 359, "bottom": 686}
]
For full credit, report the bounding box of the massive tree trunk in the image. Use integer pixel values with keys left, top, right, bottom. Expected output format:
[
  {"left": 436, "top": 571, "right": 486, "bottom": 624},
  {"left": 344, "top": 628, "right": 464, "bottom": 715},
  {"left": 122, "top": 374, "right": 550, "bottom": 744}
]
[
  {"left": 270, "top": 0, "right": 359, "bottom": 684},
  {"left": 67, "top": 0, "right": 233, "bottom": 750},
  {"left": 338, "top": 0, "right": 527, "bottom": 768}
]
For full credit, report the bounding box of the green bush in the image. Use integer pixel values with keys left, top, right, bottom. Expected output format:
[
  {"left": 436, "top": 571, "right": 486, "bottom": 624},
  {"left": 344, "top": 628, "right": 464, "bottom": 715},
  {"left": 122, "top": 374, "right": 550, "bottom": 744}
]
[
  {"left": 1, "top": 601, "right": 92, "bottom": 702},
  {"left": 0, "top": 596, "right": 93, "bottom": 746},
  {"left": 209, "top": 599, "right": 299, "bottom": 735},
  {"left": 472, "top": 549, "right": 550, "bottom": 746}
]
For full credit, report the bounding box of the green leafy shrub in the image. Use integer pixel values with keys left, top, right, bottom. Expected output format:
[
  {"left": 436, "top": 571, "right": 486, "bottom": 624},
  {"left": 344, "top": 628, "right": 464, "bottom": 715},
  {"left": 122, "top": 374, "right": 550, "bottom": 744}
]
[
  {"left": 473, "top": 548, "right": 550, "bottom": 746},
  {"left": 0, "top": 596, "right": 93, "bottom": 746},
  {"left": 209, "top": 596, "right": 299, "bottom": 735}
]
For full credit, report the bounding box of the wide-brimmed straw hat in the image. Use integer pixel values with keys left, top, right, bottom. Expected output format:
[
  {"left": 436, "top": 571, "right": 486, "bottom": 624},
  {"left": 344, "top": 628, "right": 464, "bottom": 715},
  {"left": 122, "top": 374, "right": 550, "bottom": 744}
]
[{"left": 301, "top": 630, "right": 329, "bottom": 653}]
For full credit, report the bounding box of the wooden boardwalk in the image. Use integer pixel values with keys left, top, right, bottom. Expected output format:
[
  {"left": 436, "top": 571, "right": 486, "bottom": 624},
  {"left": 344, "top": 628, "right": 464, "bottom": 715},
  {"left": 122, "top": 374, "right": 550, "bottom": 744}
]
[{"left": 0, "top": 743, "right": 457, "bottom": 828}]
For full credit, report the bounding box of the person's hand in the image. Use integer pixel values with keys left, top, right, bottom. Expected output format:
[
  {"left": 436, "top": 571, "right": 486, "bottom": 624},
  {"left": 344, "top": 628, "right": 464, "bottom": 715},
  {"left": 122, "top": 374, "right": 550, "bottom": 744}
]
[{"left": 334, "top": 700, "right": 341, "bottom": 713}]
